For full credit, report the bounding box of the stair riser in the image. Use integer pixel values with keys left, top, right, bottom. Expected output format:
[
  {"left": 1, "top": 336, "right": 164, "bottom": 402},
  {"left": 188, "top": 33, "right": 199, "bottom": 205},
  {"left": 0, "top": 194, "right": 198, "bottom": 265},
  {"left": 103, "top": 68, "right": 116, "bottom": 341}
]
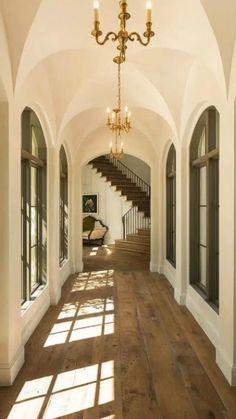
[
  {"left": 114, "top": 247, "right": 150, "bottom": 256},
  {"left": 115, "top": 241, "right": 150, "bottom": 251},
  {"left": 126, "top": 235, "right": 150, "bottom": 244},
  {"left": 138, "top": 229, "right": 151, "bottom": 236}
]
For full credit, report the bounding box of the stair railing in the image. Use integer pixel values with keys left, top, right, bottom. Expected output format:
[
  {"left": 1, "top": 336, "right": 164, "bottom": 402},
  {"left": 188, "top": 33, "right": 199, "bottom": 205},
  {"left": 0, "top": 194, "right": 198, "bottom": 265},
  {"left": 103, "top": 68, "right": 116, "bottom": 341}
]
[
  {"left": 106, "top": 155, "right": 151, "bottom": 197},
  {"left": 122, "top": 206, "right": 150, "bottom": 239}
]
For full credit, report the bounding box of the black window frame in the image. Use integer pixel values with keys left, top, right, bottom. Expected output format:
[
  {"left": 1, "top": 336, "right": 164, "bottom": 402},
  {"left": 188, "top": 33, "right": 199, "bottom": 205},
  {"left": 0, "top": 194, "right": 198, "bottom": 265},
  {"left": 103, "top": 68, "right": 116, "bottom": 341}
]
[
  {"left": 190, "top": 107, "right": 219, "bottom": 311},
  {"left": 21, "top": 109, "right": 47, "bottom": 304},
  {"left": 166, "top": 144, "right": 176, "bottom": 267},
  {"left": 60, "top": 146, "right": 68, "bottom": 265}
]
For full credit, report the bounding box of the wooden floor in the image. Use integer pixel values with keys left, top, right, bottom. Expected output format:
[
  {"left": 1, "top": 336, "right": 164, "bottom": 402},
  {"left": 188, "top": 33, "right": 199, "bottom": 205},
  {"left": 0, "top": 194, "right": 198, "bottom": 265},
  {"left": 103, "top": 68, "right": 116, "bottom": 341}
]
[{"left": 1, "top": 246, "right": 236, "bottom": 418}]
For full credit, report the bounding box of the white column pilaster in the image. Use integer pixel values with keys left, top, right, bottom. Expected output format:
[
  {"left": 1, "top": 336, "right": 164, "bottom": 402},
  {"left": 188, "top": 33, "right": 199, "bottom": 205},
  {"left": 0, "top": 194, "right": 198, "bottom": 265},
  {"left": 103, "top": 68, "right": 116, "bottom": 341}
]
[
  {"left": 216, "top": 103, "right": 236, "bottom": 385},
  {"left": 174, "top": 146, "right": 188, "bottom": 305},
  {"left": 48, "top": 148, "right": 61, "bottom": 305},
  {"left": 0, "top": 103, "right": 24, "bottom": 385}
]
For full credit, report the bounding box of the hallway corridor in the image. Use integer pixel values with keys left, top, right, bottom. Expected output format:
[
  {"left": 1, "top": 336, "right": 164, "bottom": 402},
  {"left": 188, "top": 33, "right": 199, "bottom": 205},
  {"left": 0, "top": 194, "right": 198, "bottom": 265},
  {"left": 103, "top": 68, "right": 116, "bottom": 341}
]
[{"left": 0, "top": 247, "right": 236, "bottom": 418}]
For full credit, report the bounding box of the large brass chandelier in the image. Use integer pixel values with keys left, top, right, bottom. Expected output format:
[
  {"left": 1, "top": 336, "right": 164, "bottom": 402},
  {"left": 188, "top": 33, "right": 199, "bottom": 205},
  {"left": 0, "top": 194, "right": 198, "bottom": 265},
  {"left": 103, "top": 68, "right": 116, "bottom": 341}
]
[
  {"left": 92, "top": 1, "right": 155, "bottom": 158},
  {"left": 92, "top": 1, "right": 154, "bottom": 65},
  {"left": 107, "top": 63, "right": 128, "bottom": 159}
]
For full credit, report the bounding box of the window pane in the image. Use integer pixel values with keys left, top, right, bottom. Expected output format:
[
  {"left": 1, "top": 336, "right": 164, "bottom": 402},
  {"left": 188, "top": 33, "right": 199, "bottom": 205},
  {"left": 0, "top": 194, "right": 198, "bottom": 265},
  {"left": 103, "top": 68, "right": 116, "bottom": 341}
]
[
  {"left": 31, "top": 245, "right": 38, "bottom": 289},
  {"left": 200, "top": 246, "right": 207, "bottom": 288},
  {"left": 199, "top": 166, "right": 206, "bottom": 205},
  {"left": 31, "top": 166, "right": 37, "bottom": 206},
  {"left": 200, "top": 207, "right": 206, "bottom": 246},
  {"left": 31, "top": 127, "right": 39, "bottom": 157},
  {"left": 198, "top": 127, "right": 206, "bottom": 157}
]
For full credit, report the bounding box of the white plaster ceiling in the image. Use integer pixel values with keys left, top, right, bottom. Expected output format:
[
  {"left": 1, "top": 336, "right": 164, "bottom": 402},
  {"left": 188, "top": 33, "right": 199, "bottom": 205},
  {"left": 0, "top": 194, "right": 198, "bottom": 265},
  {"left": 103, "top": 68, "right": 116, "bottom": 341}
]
[{"left": 0, "top": 0, "right": 235, "bottom": 159}]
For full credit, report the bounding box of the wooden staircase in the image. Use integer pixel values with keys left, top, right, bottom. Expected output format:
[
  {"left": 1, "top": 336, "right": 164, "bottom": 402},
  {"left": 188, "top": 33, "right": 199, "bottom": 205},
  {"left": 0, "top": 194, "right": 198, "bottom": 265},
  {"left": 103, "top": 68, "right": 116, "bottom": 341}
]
[
  {"left": 90, "top": 156, "right": 150, "bottom": 218},
  {"left": 89, "top": 155, "right": 151, "bottom": 256},
  {"left": 115, "top": 228, "right": 150, "bottom": 256}
]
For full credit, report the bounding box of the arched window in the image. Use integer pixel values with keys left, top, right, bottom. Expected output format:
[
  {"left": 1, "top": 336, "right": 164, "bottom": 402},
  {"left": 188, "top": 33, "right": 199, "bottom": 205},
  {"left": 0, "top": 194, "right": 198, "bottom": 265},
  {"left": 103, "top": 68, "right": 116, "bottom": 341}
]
[
  {"left": 166, "top": 144, "right": 176, "bottom": 267},
  {"left": 21, "top": 108, "right": 47, "bottom": 303},
  {"left": 190, "top": 107, "right": 219, "bottom": 309},
  {"left": 60, "top": 146, "right": 68, "bottom": 265}
]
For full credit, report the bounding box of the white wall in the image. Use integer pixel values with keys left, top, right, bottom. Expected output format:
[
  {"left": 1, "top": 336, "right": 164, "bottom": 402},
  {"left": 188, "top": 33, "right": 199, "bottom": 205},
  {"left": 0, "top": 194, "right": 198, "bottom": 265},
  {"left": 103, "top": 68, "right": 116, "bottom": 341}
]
[
  {"left": 82, "top": 165, "right": 131, "bottom": 244},
  {"left": 121, "top": 154, "right": 151, "bottom": 185}
]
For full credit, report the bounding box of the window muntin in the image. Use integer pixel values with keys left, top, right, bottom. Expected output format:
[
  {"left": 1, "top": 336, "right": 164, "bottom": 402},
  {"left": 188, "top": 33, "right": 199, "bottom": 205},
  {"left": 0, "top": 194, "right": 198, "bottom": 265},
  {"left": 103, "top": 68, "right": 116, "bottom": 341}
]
[
  {"left": 166, "top": 144, "right": 176, "bottom": 267},
  {"left": 21, "top": 109, "right": 47, "bottom": 303},
  {"left": 190, "top": 107, "right": 219, "bottom": 310}
]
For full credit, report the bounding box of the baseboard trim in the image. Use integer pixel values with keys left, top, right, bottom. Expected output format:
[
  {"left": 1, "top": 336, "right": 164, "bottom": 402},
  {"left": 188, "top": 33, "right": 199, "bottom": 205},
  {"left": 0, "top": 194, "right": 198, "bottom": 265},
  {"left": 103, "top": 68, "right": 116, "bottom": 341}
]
[
  {"left": 216, "top": 347, "right": 236, "bottom": 386},
  {"left": 77, "top": 261, "right": 84, "bottom": 273},
  {"left": 163, "top": 261, "right": 175, "bottom": 287},
  {"left": 150, "top": 262, "right": 158, "bottom": 272},
  {"left": 186, "top": 292, "right": 219, "bottom": 347},
  {"left": 0, "top": 346, "right": 24, "bottom": 386},
  {"left": 174, "top": 288, "right": 186, "bottom": 305}
]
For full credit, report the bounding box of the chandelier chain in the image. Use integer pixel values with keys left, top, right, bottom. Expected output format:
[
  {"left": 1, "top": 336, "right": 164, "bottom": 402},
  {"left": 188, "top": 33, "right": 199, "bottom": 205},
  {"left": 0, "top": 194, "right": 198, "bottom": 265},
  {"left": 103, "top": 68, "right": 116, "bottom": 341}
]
[{"left": 118, "top": 63, "right": 121, "bottom": 125}]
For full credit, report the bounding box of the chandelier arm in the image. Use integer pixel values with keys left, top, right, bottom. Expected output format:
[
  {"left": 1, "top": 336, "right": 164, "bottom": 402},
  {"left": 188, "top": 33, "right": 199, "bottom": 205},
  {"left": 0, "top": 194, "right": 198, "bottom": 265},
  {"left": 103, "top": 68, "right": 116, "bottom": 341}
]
[
  {"left": 95, "top": 31, "right": 119, "bottom": 45},
  {"left": 128, "top": 32, "right": 151, "bottom": 46}
]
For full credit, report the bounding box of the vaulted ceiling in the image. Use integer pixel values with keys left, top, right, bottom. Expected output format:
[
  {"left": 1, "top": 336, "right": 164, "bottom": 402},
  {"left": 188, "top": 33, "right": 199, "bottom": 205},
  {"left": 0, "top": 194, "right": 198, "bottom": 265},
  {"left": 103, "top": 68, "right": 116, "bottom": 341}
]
[{"left": 0, "top": 0, "right": 235, "bottom": 161}]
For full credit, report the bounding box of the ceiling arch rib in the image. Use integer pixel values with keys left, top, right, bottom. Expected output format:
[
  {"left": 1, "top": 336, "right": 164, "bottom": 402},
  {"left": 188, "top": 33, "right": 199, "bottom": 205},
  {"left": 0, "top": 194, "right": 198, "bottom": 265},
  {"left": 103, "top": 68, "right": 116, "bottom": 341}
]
[
  {"left": 180, "top": 59, "right": 225, "bottom": 141},
  {"left": 59, "top": 105, "right": 174, "bottom": 159},
  {"left": 200, "top": 0, "right": 236, "bottom": 95},
  {"left": 0, "top": 10, "right": 14, "bottom": 100},
  {"left": 15, "top": 0, "right": 226, "bottom": 98},
  {"left": 58, "top": 61, "right": 178, "bottom": 141},
  {"left": 228, "top": 38, "right": 236, "bottom": 102},
  {"left": 76, "top": 125, "right": 157, "bottom": 168},
  {"left": 0, "top": 0, "right": 42, "bottom": 85}
]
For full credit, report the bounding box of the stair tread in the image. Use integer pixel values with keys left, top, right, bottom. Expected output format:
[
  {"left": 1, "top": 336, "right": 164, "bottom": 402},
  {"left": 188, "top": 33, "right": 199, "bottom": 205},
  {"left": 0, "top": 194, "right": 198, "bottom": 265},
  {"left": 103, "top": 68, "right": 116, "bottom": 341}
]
[{"left": 115, "top": 240, "right": 150, "bottom": 247}]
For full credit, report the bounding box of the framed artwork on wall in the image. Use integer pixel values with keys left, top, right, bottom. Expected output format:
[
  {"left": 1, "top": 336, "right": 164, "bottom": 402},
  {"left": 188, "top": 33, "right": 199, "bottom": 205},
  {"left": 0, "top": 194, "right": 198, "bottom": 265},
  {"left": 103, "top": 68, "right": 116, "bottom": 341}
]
[{"left": 82, "top": 194, "right": 98, "bottom": 214}]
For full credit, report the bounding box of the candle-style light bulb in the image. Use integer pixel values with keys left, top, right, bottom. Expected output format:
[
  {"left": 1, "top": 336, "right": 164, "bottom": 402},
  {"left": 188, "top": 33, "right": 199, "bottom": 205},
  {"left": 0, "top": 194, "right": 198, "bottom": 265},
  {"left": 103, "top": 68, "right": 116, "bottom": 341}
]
[
  {"left": 106, "top": 107, "right": 110, "bottom": 114},
  {"left": 125, "top": 105, "right": 128, "bottom": 113},
  {"left": 146, "top": 1, "right": 152, "bottom": 22},
  {"left": 94, "top": 0, "right": 100, "bottom": 21}
]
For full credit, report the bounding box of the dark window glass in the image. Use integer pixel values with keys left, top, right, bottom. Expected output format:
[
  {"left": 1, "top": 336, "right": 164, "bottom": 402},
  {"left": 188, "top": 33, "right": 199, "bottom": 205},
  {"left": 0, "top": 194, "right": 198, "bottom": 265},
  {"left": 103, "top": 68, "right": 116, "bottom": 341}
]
[
  {"left": 60, "top": 146, "right": 68, "bottom": 265},
  {"left": 166, "top": 144, "right": 176, "bottom": 267}
]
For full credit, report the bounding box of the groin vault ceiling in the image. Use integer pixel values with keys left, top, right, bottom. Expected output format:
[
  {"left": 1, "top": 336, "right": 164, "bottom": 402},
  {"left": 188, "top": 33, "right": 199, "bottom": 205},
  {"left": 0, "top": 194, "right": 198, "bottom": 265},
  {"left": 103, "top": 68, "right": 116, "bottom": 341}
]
[{"left": 0, "top": 0, "right": 236, "bottom": 159}]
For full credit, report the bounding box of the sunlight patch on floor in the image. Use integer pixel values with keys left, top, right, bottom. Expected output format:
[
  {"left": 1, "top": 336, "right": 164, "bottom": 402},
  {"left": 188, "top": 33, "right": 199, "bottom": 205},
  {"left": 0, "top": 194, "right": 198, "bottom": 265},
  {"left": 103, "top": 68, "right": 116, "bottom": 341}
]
[
  {"left": 69, "top": 314, "right": 114, "bottom": 342},
  {"left": 89, "top": 246, "right": 99, "bottom": 256},
  {"left": 44, "top": 296, "right": 115, "bottom": 347},
  {"left": 57, "top": 303, "right": 78, "bottom": 320},
  {"left": 16, "top": 376, "right": 53, "bottom": 402},
  {"left": 8, "top": 362, "right": 115, "bottom": 419},
  {"left": 71, "top": 270, "right": 114, "bottom": 292},
  {"left": 8, "top": 397, "right": 45, "bottom": 419},
  {"left": 43, "top": 383, "right": 97, "bottom": 418}
]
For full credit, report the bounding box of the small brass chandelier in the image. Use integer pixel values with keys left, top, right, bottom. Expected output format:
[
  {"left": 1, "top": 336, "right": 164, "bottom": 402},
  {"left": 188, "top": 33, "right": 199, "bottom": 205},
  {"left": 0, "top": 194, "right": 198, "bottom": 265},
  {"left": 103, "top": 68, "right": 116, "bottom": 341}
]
[
  {"left": 107, "top": 63, "right": 130, "bottom": 159},
  {"left": 92, "top": 1, "right": 155, "bottom": 65},
  {"left": 106, "top": 63, "right": 131, "bottom": 136},
  {"left": 109, "top": 134, "right": 124, "bottom": 159}
]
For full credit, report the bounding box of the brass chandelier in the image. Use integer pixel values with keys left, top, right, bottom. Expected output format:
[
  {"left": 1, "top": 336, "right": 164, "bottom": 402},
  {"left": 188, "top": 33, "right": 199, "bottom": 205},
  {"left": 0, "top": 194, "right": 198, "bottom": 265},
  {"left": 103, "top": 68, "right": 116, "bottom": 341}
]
[
  {"left": 92, "top": 1, "right": 155, "bottom": 65},
  {"left": 108, "top": 63, "right": 128, "bottom": 159}
]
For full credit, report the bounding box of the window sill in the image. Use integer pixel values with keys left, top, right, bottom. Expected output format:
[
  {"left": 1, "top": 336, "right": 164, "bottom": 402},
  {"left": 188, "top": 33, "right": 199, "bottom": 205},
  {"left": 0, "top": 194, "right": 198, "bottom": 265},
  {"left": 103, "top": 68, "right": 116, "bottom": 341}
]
[
  {"left": 166, "top": 258, "right": 176, "bottom": 269},
  {"left": 21, "top": 284, "right": 47, "bottom": 315},
  {"left": 190, "top": 283, "right": 219, "bottom": 314}
]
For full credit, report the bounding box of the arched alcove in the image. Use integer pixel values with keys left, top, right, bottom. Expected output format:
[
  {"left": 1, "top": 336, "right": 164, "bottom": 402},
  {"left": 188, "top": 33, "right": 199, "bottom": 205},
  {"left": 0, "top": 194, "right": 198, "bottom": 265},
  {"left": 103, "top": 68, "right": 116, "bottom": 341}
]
[{"left": 78, "top": 152, "right": 152, "bottom": 271}]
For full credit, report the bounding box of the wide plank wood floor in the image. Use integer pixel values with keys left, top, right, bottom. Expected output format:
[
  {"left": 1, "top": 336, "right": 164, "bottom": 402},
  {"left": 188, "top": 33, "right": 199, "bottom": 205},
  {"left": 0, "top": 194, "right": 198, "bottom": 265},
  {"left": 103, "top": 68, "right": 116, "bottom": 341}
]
[{"left": 0, "top": 245, "right": 236, "bottom": 418}]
